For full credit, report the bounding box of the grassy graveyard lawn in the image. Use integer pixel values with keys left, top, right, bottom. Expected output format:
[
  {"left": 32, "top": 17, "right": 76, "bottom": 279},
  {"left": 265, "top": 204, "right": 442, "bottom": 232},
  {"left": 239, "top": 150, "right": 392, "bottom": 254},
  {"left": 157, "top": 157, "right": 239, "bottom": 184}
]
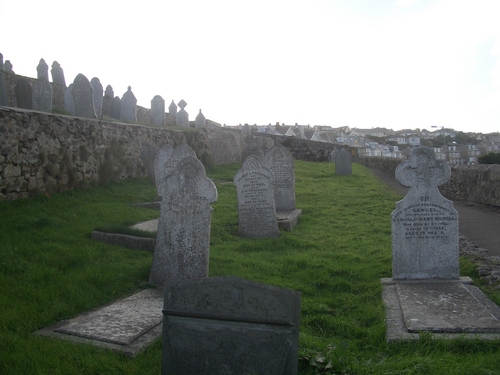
[{"left": 1, "top": 161, "right": 499, "bottom": 374}]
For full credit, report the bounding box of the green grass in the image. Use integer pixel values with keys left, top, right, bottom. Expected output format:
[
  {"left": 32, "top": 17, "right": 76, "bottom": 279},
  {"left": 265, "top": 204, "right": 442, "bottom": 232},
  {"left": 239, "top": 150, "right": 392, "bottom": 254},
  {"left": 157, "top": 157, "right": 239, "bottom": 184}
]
[{"left": 1, "top": 162, "right": 499, "bottom": 374}]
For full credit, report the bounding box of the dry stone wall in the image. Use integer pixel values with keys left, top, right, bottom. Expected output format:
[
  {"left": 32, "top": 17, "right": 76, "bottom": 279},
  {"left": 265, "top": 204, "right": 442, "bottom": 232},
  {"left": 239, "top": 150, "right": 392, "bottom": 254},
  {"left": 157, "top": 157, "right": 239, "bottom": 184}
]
[{"left": 359, "top": 156, "right": 500, "bottom": 207}]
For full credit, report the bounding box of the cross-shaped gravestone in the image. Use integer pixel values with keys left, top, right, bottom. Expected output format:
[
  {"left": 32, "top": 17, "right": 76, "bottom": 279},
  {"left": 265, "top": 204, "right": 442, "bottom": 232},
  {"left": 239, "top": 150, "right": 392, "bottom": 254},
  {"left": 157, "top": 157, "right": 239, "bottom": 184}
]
[{"left": 392, "top": 147, "right": 459, "bottom": 280}]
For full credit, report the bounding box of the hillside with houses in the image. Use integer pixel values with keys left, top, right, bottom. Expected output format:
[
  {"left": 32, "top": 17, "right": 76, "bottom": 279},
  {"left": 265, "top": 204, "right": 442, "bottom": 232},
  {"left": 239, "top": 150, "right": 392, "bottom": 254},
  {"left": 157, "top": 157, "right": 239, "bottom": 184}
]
[{"left": 226, "top": 123, "right": 500, "bottom": 164}]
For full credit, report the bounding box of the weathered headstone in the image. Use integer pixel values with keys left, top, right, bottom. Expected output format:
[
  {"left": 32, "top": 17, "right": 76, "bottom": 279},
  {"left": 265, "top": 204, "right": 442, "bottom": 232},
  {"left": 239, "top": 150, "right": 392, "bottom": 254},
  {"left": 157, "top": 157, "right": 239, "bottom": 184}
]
[
  {"left": 90, "top": 77, "right": 103, "bottom": 119},
  {"left": 161, "top": 276, "right": 301, "bottom": 375},
  {"left": 121, "top": 86, "right": 137, "bottom": 122},
  {"left": 160, "top": 144, "right": 197, "bottom": 184},
  {"left": 168, "top": 100, "right": 177, "bottom": 117},
  {"left": 32, "top": 78, "right": 53, "bottom": 112},
  {"left": 110, "top": 96, "right": 121, "bottom": 119},
  {"left": 330, "top": 148, "right": 338, "bottom": 162},
  {"left": 234, "top": 155, "right": 279, "bottom": 239},
  {"left": 335, "top": 148, "right": 352, "bottom": 175},
  {"left": 4, "top": 60, "right": 13, "bottom": 73},
  {"left": 102, "top": 85, "right": 114, "bottom": 118},
  {"left": 64, "top": 84, "right": 75, "bottom": 115},
  {"left": 241, "top": 134, "right": 274, "bottom": 162},
  {"left": 140, "top": 142, "right": 159, "bottom": 184},
  {"left": 50, "top": 61, "right": 66, "bottom": 86},
  {"left": 195, "top": 109, "right": 206, "bottom": 128},
  {"left": 242, "top": 123, "right": 251, "bottom": 135},
  {"left": 264, "top": 143, "right": 295, "bottom": 211},
  {"left": 176, "top": 99, "right": 188, "bottom": 127},
  {"left": 36, "top": 58, "right": 49, "bottom": 81},
  {"left": 151, "top": 95, "right": 165, "bottom": 127},
  {"left": 153, "top": 144, "right": 175, "bottom": 192},
  {"left": 15, "top": 78, "right": 33, "bottom": 109},
  {"left": 392, "top": 146, "right": 458, "bottom": 280},
  {"left": 72, "top": 74, "right": 97, "bottom": 119},
  {"left": 104, "top": 85, "right": 114, "bottom": 98},
  {"left": 149, "top": 156, "right": 217, "bottom": 286},
  {"left": 0, "top": 53, "right": 7, "bottom": 106}
]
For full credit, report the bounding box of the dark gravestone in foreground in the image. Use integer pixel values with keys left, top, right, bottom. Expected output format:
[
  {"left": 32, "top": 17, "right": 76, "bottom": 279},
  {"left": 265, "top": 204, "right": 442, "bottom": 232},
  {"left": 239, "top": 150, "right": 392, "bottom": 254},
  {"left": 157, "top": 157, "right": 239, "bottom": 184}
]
[
  {"left": 161, "top": 276, "right": 301, "bottom": 375},
  {"left": 72, "top": 74, "right": 97, "bottom": 119},
  {"left": 335, "top": 148, "right": 352, "bottom": 175}
]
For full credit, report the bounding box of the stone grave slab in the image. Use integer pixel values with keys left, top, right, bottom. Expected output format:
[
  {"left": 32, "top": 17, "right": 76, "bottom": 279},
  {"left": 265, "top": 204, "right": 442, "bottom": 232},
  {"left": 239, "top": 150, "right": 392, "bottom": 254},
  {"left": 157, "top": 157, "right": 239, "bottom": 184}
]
[
  {"left": 35, "top": 289, "right": 163, "bottom": 357},
  {"left": 161, "top": 276, "right": 301, "bottom": 375},
  {"left": 277, "top": 209, "right": 302, "bottom": 231}
]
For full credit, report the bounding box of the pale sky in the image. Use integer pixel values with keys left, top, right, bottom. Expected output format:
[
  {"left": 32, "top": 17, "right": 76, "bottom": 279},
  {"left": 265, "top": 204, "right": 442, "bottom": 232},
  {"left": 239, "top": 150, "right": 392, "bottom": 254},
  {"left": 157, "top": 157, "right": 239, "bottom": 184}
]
[{"left": 1, "top": 0, "right": 499, "bottom": 134}]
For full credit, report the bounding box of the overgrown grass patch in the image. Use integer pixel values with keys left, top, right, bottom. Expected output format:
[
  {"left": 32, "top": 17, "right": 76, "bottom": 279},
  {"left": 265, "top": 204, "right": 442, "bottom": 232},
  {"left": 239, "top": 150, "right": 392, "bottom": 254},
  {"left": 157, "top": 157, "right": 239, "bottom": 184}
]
[{"left": 1, "top": 162, "right": 499, "bottom": 374}]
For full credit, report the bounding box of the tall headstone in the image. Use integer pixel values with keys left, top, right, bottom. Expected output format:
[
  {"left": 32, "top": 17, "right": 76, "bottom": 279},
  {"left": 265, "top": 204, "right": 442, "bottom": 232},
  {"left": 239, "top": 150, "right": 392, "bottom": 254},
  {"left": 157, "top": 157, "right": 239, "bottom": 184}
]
[
  {"left": 264, "top": 143, "right": 295, "bottom": 211},
  {"left": 0, "top": 53, "right": 7, "bottom": 106},
  {"left": 104, "top": 85, "right": 114, "bottom": 98},
  {"left": 64, "top": 84, "right": 75, "bottom": 115},
  {"left": 392, "top": 147, "right": 459, "bottom": 280},
  {"left": 241, "top": 134, "right": 274, "bottom": 162},
  {"left": 101, "top": 85, "right": 114, "bottom": 118},
  {"left": 90, "top": 77, "right": 103, "bottom": 119},
  {"left": 195, "top": 109, "right": 206, "bottom": 128},
  {"left": 32, "top": 79, "right": 53, "bottom": 112},
  {"left": 50, "top": 61, "right": 66, "bottom": 86},
  {"left": 176, "top": 99, "right": 188, "bottom": 127},
  {"left": 161, "top": 144, "right": 197, "bottom": 183},
  {"left": 110, "top": 96, "right": 121, "bottom": 119},
  {"left": 36, "top": 58, "right": 49, "bottom": 81},
  {"left": 149, "top": 156, "right": 217, "bottom": 286},
  {"left": 151, "top": 95, "right": 165, "bottom": 127},
  {"left": 15, "top": 78, "right": 33, "bottom": 109},
  {"left": 121, "top": 86, "right": 137, "bottom": 122},
  {"left": 153, "top": 144, "right": 175, "bottom": 192},
  {"left": 71, "top": 74, "right": 97, "bottom": 119},
  {"left": 335, "top": 148, "right": 352, "bottom": 175},
  {"left": 161, "top": 276, "right": 301, "bottom": 375},
  {"left": 4, "top": 60, "right": 13, "bottom": 73},
  {"left": 168, "top": 100, "right": 177, "bottom": 117},
  {"left": 234, "top": 155, "right": 279, "bottom": 239},
  {"left": 140, "top": 142, "right": 159, "bottom": 184}
]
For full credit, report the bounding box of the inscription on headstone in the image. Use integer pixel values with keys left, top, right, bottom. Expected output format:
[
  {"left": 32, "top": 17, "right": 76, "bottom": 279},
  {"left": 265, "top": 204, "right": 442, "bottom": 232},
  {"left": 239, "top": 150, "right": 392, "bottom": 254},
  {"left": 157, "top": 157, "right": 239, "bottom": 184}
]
[
  {"left": 234, "top": 155, "right": 279, "bottom": 239},
  {"left": 151, "top": 95, "right": 166, "bottom": 127},
  {"left": 149, "top": 156, "right": 217, "bottom": 286},
  {"left": 176, "top": 99, "right": 189, "bottom": 127},
  {"left": 15, "top": 78, "right": 33, "bottom": 109},
  {"left": 72, "top": 74, "right": 97, "bottom": 119},
  {"left": 121, "top": 86, "right": 137, "bottom": 122},
  {"left": 161, "top": 276, "right": 301, "bottom": 375},
  {"left": 264, "top": 143, "right": 295, "bottom": 211},
  {"left": 32, "top": 78, "right": 53, "bottom": 112},
  {"left": 392, "top": 147, "right": 459, "bottom": 280},
  {"left": 90, "top": 77, "right": 103, "bottom": 119},
  {"left": 335, "top": 148, "right": 352, "bottom": 175}
]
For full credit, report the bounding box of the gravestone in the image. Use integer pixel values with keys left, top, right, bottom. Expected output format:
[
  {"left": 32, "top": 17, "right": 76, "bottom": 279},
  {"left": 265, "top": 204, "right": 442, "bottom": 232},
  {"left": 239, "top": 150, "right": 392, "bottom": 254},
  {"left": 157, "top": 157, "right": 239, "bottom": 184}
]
[
  {"left": 121, "top": 86, "right": 137, "bottom": 122},
  {"left": 72, "top": 74, "right": 97, "bottom": 119},
  {"left": 64, "top": 84, "right": 75, "bottom": 115},
  {"left": 161, "top": 276, "right": 301, "bottom": 375},
  {"left": 242, "top": 123, "right": 251, "bottom": 135},
  {"left": 176, "top": 99, "right": 188, "bottom": 127},
  {"left": 50, "top": 61, "right": 66, "bottom": 86},
  {"left": 151, "top": 95, "right": 165, "bottom": 127},
  {"left": 102, "top": 85, "right": 114, "bottom": 118},
  {"left": 15, "top": 78, "right": 33, "bottom": 109},
  {"left": 140, "top": 142, "right": 159, "bottom": 184},
  {"left": 104, "top": 85, "right": 114, "bottom": 98},
  {"left": 32, "top": 78, "right": 53, "bottom": 112},
  {"left": 168, "top": 100, "right": 177, "bottom": 117},
  {"left": 149, "top": 156, "right": 217, "bottom": 287},
  {"left": 90, "top": 77, "right": 103, "bottom": 119},
  {"left": 4, "top": 60, "right": 13, "bottom": 73},
  {"left": 234, "top": 155, "right": 279, "bottom": 239},
  {"left": 195, "top": 109, "right": 205, "bottom": 128},
  {"left": 264, "top": 143, "right": 295, "bottom": 211},
  {"left": 110, "top": 96, "right": 121, "bottom": 119},
  {"left": 330, "top": 148, "right": 338, "bottom": 162},
  {"left": 0, "top": 53, "right": 7, "bottom": 106},
  {"left": 153, "top": 144, "right": 175, "bottom": 192},
  {"left": 241, "top": 134, "right": 274, "bottom": 162},
  {"left": 335, "top": 148, "right": 352, "bottom": 175},
  {"left": 36, "top": 58, "right": 49, "bottom": 81},
  {"left": 392, "top": 146, "right": 458, "bottom": 280}
]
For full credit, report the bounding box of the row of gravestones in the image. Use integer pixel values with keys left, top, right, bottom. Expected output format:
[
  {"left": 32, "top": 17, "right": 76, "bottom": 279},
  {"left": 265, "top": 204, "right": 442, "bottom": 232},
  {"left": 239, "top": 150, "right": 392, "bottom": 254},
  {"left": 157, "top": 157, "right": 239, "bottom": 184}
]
[
  {"left": 0, "top": 54, "right": 209, "bottom": 128},
  {"left": 139, "top": 142, "right": 301, "bottom": 374}
]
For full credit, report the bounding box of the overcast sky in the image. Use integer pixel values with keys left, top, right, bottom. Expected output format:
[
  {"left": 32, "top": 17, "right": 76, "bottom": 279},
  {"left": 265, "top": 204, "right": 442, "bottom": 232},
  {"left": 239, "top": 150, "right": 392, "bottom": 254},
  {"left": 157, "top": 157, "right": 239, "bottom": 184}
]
[{"left": 1, "top": 0, "right": 499, "bottom": 134}]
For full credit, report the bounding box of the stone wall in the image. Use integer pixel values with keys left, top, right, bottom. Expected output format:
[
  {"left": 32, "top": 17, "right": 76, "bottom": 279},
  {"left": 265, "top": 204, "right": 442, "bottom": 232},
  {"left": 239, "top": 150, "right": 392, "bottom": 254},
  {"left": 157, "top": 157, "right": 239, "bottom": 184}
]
[{"left": 359, "top": 156, "right": 500, "bottom": 207}]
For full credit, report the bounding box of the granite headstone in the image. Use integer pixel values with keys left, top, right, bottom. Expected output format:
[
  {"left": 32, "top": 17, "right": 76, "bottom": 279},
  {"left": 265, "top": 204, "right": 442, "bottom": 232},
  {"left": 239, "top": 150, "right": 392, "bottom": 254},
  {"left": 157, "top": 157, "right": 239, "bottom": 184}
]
[
  {"left": 153, "top": 144, "right": 174, "bottom": 192},
  {"left": 392, "top": 147, "right": 459, "bottom": 280},
  {"left": 64, "top": 84, "right": 75, "bottom": 115},
  {"left": 32, "top": 78, "right": 53, "bottom": 112},
  {"left": 110, "top": 96, "right": 121, "bottom": 119},
  {"left": 50, "top": 61, "right": 66, "bottom": 86},
  {"left": 90, "top": 77, "right": 103, "bottom": 119},
  {"left": 161, "top": 276, "right": 301, "bottom": 375},
  {"left": 195, "top": 109, "right": 206, "bottom": 128},
  {"left": 72, "top": 74, "right": 97, "bottom": 119},
  {"left": 151, "top": 95, "right": 165, "bottom": 127},
  {"left": 241, "top": 134, "right": 274, "bottom": 162},
  {"left": 36, "top": 58, "right": 49, "bottom": 81},
  {"left": 335, "top": 148, "right": 352, "bottom": 175},
  {"left": 264, "top": 143, "right": 296, "bottom": 211},
  {"left": 176, "top": 99, "right": 189, "bottom": 127},
  {"left": 15, "top": 78, "right": 33, "bottom": 109},
  {"left": 234, "top": 155, "right": 279, "bottom": 239},
  {"left": 121, "top": 86, "right": 137, "bottom": 122},
  {"left": 149, "top": 156, "right": 217, "bottom": 286},
  {"left": 140, "top": 142, "right": 159, "bottom": 184},
  {"left": 168, "top": 100, "right": 177, "bottom": 117}
]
